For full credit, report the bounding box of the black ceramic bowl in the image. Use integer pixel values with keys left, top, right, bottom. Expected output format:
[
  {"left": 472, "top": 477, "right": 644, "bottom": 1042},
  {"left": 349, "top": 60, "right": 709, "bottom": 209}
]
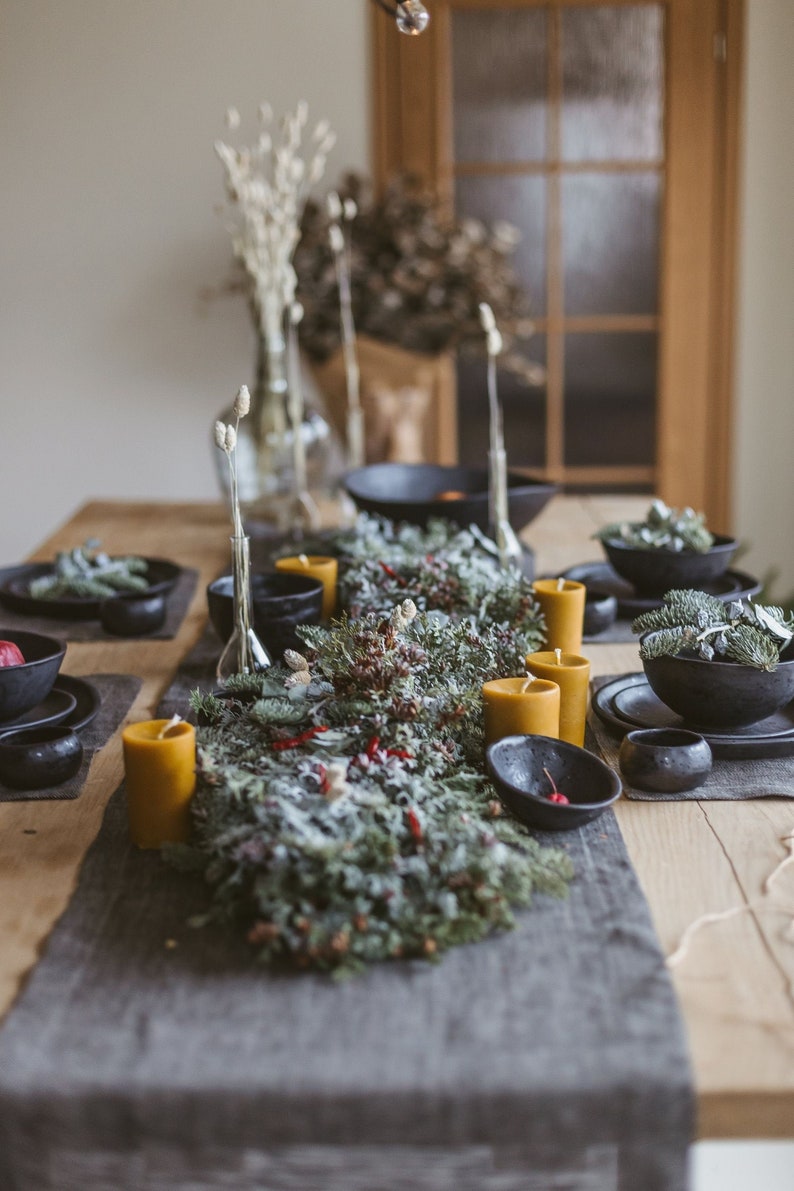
[
  {"left": 583, "top": 589, "right": 619, "bottom": 637},
  {"left": 344, "top": 463, "right": 556, "bottom": 532},
  {"left": 600, "top": 533, "right": 738, "bottom": 596},
  {"left": 207, "top": 572, "right": 324, "bottom": 660},
  {"left": 99, "top": 591, "right": 167, "bottom": 637},
  {"left": 642, "top": 645, "right": 794, "bottom": 729},
  {"left": 0, "top": 629, "right": 67, "bottom": 722},
  {"left": 619, "top": 728, "right": 713, "bottom": 793},
  {"left": 486, "top": 734, "right": 622, "bottom": 831},
  {"left": 0, "top": 724, "right": 83, "bottom": 790}
]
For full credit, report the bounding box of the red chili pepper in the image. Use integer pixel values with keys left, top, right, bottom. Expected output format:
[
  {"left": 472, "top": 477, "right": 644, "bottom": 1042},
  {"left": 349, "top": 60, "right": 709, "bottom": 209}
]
[
  {"left": 379, "top": 561, "right": 407, "bottom": 586},
  {"left": 407, "top": 807, "right": 423, "bottom": 843},
  {"left": 316, "top": 763, "right": 330, "bottom": 795},
  {"left": 385, "top": 748, "right": 414, "bottom": 760},
  {"left": 271, "top": 725, "right": 329, "bottom": 751},
  {"left": 365, "top": 735, "right": 381, "bottom": 760}
]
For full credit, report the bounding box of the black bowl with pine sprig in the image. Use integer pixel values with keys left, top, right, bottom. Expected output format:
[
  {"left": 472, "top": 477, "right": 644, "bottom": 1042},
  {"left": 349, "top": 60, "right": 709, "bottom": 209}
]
[
  {"left": 595, "top": 499, "right": 737, "bottom": 595},
  {"left": 635, "top": 590, "right": 794, "bottom": 729}
]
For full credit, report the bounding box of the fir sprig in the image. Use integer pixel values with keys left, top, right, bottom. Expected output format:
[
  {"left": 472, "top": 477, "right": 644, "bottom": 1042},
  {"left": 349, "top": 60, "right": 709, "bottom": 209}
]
[
  {"left": 633, "top": 589, "right": 794, "bottom": 670},
  {"left": 595, "top": 498, "right": 715, "bottom": 553}
]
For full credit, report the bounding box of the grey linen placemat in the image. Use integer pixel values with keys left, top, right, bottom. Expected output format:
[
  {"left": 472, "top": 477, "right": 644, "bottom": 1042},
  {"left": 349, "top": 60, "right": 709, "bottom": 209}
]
[
  {"left": 590, "top": 676, "right": 794, "bottom": 801},
  {"left": 0, "top": 566, "right": 198, "bottom": 642},
  {"left": 0, "top": 674, "right": 142, "bottom": 802},
  {"left": 0, "top": 653, "right": 694, "bottom": 1190}
]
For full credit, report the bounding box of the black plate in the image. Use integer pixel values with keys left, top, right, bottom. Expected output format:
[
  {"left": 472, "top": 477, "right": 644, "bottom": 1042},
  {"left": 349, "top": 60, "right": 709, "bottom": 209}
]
[
  {"left": 563, "top": 561, "right": 762, "bottom": 618},
  {"left": 56, "top": 674, "right": 101, "bottom": 732},
  {"left": 593, "top": 672, "right": 794, "bottom": 760},
  {"left": 0, "top": 558, "right": 181, "bottom": 620},
  {"left": 0, "top": 686, "right": 77, "bottom": 733}
]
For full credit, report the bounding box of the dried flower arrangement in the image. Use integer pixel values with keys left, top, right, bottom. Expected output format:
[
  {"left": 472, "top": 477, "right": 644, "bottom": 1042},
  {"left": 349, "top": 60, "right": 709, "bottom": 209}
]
[{"left": 293, "top": 172, "right": 541, "bottom": 382}]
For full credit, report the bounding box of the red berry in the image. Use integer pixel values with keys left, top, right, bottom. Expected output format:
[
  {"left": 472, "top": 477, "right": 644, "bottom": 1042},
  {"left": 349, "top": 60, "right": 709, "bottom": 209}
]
[
  {"left": 0, "top": 640, "right": 25, "bottom": 668},
  {"left": 548, "top": 792, "right": 570, "bottom": 805}
]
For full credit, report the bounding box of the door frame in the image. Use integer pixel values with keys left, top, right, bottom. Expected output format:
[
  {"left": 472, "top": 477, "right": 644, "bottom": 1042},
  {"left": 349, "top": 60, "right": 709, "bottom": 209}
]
[{"left": 371, "top": 0, "right": 744, "bottom": 529}]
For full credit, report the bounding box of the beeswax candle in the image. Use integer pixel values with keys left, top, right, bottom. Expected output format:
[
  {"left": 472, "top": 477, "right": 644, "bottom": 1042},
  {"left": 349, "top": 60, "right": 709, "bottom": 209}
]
[
  {"left": 481, "top": 677, "right": 560, "bottom": 747},
  {"left": 122, "top": 719, "right": 196, "bottom": 849},
  {"left": 525, "top": 650, "right": 591, "bottom": 747},
  {"left": 275, "top": 554, "right": 338, "bottom": 620},
  {"left": 532, "top": 578, "right": 586, "bottom": 654}
]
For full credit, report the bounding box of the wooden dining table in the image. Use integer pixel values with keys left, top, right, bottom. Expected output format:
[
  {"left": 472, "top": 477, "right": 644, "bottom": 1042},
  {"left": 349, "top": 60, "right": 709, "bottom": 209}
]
[{"left": 1, "top": 493, "right": 792, "bottom": 1145}]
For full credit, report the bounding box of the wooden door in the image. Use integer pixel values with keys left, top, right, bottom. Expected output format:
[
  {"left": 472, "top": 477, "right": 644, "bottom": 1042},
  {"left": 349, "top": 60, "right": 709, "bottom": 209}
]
[{"left": 372, "top": 0, "right": 743, "bottom": 528}]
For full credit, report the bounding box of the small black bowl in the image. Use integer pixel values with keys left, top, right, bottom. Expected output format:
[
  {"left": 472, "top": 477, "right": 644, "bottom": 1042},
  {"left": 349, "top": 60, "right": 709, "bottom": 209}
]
[
  {"left": 207, "top": 572, "right": 324, "bottom": 660},
  {"left": 486, "top": 734, "right": 622, "bottom": 831},
  {"left": 0, "top": 725, "right": 83, "bottom": 790},
  {"left": 642, "top": 644, "right": 794, "bottom": 729},
  {"left": 345, "top": 463, "right": 556, "bottom": 532},
  {"left": 619, "top": 728, "right": 713, "bottom": 793},
  {"left": 583, "top": 589, "right": 619, "bottom": 636},
  {"left": 0, "top": 629, "right": 67, "bottom": 723},
  {"left": 99, "top": 592, "right": 167, "bottom": 637},
  {"left": 600, "top": 533, "right": 737, "bottom": 596}
]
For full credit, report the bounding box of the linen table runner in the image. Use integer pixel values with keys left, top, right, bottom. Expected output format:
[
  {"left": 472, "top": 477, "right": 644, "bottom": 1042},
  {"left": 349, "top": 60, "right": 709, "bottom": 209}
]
[{"left": 0, "top": 641, "right": 694, "bottom": 1190}]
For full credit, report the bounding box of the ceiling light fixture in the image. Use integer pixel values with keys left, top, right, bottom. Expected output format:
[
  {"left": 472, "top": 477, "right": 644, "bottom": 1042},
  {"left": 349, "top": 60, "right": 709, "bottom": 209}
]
[{"left": 371, "top": 0, "right": 430, "bottom": 36}]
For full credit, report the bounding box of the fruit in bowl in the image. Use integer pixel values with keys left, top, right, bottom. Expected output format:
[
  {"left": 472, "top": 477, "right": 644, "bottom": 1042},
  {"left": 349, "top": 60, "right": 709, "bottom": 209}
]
[
  {"left": 633, "top": 590, "right": 794, "bottom": 728},
  {"left": 594, "top": 499, "right": 737, "bottom": 595},
  {"left": 0, "top": 629, "right": 67, "bottom": 722}
]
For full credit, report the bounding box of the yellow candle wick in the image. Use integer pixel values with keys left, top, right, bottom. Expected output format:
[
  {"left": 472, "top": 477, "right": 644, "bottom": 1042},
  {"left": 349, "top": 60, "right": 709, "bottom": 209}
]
[
  {"left": 298, "top": 553, "right": 310, "bottom": 567},
  {"left": 554, "top": 648, "right": 562, "bottom": 665},
  {"left": 157, "top": 714, "right": 183, "bottom": 740},
  {"left": 556, "top": 577, "right": 565, "bottom": 592}
]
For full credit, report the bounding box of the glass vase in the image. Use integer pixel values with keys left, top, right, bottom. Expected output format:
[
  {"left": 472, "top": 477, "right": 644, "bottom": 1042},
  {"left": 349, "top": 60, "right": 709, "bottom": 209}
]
[
  {"left": 216, "top": 535, "right": 271, "bottom": 683},
  {"left": 215, "top": 331, "right": 340, "bottom": 539}
]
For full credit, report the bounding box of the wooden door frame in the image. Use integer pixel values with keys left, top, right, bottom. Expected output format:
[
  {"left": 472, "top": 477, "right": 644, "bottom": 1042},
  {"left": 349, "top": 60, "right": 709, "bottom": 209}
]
[{"left": 371, "top": 0, "right": 744, "bottom": 529}]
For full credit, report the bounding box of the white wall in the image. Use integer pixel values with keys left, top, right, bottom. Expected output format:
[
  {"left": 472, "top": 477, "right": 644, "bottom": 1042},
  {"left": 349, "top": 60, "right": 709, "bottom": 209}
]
[
  {"left": 733, "top": 0, "right": 794, "bottom": 600},
  {"left": 0, "top": 0, "right": 369, "bottom": 561}
]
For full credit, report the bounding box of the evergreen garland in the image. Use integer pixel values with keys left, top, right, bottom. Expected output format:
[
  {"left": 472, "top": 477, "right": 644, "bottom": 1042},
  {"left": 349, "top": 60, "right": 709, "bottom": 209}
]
[
  {"left": 29, "top": 541, "right": 149, "bottom": 600},
  {"left": 172, "top": 523, "right": 572, "bottom": 978}
]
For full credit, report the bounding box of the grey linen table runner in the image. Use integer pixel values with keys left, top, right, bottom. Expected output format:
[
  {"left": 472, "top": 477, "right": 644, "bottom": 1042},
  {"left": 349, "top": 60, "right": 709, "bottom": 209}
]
[{"left": 0, "top": 645, "right": 694, "bottom": 1191}]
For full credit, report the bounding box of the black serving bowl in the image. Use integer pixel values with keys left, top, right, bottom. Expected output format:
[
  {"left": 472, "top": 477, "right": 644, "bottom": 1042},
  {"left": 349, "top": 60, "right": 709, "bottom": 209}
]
[
  {"left": 99, "top": 591, "right": 167, "bottom": 637},
  {"left": 344, "top": 463, "right": 556, "bottom": 532},
  {"left": 207, "top": 572, "right": 324, "bottom": 660},
  {"left": 0, "top": 724, "right": 83, "bottom": 790},
  {"left": 486, "top": 734, "right": 622, "bottom": 831},
  {"left": 642, "top": 645, "right": 794, "bottom": 729},
  {"left": 619, "top": 728, "right": 713, "bottom": 793},
  {"left": 0, "top": 629, "right": 67, "bottom": 723},
  {"left": 600, "top": 533, "right": 738, "bottom": 596}
]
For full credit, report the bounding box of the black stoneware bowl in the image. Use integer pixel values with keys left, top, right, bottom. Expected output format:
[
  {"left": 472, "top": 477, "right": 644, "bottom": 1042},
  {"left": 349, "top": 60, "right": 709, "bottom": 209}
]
[
  {"left": 344, "top": 463, "right": 556, "bottom": 532},
  {"left": 0, "top": 725, "right": 83, "bottom": 790},
  {"left": 619, "top": 728, "right": 713, "bottom": 794},
  {"left": 583, "top": 589, "right": 619, "bottom": 636},
  {"left": 207, "top": 572, "right": 324, "bottom": 660},
  {"left": 99, "top": 591, "right": 167, "bottom": 637},
  {"left": 600, "top": 533, "right": 738, "bottom": 596},
  {"left": 642, "top": 644, "right": 794, "bottom": 729},
  {"left": 486, "top": 734, "right": 622, "bottom": 831},
  {"left": 0, "top": 629, "right": 67, "bottom": 722}
]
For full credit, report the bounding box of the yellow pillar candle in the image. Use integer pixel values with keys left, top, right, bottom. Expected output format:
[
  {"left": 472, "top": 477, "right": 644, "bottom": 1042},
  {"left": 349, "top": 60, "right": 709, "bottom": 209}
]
[
  {"left": 275, "top": 554, "right": 338, "bottom": 620},
  {"left": 532, "top": 578, "right": 586, "bottom": 654},
  {"left": 122, "top": 719, "right": 196, "bottom": 849},
  {"left": 481, "top": 677, "right": 560, "bottom": 747},
  {"left": 525, "top": 650, "right": 591, "bottom": 748}
]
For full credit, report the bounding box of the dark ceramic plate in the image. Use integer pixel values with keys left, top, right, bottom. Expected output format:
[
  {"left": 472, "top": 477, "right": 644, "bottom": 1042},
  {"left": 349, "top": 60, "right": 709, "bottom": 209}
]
[
  {"left": 593, "top": 672, "right": 794, "bottom": 759},
  {"left": 55, "top": 674, "right": 101, "bottom": 732},
  {"left": 562, "top": 562, "right": 762, "bottom": 618},
  {"left": 0, "top": 558, "right": 181, "bottom": 620},
  {"left": 0, "top": 686, "right": 77, "bottom": 733}
]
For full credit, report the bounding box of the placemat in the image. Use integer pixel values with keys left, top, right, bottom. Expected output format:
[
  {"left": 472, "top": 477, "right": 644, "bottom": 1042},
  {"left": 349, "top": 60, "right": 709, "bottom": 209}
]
[
  {"left": 590, "top": 676, "right": 794, "bottom": 802},
  {"left": 0, "top": 655, "right": 694, "bottom": 1190},
  {"left": 0, "top": 674, "right": 142, "bottom": 802},
  {"left": 0, "top": 566, "right": 198, "bottom": 642}
]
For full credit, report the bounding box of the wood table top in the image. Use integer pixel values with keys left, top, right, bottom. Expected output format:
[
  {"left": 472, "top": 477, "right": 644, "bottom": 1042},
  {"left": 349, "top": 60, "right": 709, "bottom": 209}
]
[{"left": 1, "top": 494, "right": 792, "bottom": 1140}]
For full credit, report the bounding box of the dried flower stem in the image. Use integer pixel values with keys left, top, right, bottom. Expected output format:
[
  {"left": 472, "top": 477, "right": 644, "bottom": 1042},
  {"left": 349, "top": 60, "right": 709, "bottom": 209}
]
[{"left": 328, "top": 196, "right": 364, "bottom": 470}]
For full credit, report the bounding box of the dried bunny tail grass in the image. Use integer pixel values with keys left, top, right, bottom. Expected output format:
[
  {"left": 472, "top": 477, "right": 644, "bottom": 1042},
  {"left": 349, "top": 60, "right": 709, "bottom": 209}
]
[
  {"left": 214, "top": 420, "right": 228, "bottom": 450},
  {"left": 224, "top": 425, "right": 237, "bottom": 452},
  {"left": 232, "top": 384, "right": 250, "bottom": 419}
]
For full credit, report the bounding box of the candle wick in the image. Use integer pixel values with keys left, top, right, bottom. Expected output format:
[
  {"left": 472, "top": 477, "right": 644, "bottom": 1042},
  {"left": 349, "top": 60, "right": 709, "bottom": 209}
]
[
  {"left": 554, "top": 648, "right": 562, "bottom": 665},
  {"left": 298, "top": 553, "right": 310, "bottom": 567},
  {"left": 556, "top": 577, "right": 565, "bottom": 592},
  {"left": 521, "top": 670, "right": 535, "bottom": 693},
  {"left": 158, "top": 714, "right": 183, "bottom": 739}
]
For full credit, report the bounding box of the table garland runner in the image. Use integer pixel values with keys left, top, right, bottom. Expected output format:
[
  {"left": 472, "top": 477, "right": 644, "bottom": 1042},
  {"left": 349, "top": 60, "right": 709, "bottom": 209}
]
[{"left": 0, "top": 518, "right": 693, "bottom": 1188}]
